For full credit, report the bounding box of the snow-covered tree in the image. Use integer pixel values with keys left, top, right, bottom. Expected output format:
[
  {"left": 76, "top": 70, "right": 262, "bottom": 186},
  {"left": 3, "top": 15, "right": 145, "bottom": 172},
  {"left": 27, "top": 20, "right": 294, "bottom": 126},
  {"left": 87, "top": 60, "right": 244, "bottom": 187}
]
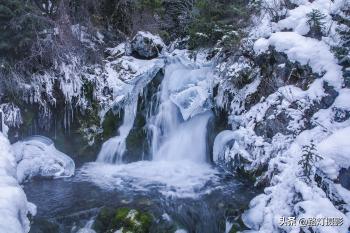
[{"left": 307, "top": 9, "right": 326, "bottom": 40}]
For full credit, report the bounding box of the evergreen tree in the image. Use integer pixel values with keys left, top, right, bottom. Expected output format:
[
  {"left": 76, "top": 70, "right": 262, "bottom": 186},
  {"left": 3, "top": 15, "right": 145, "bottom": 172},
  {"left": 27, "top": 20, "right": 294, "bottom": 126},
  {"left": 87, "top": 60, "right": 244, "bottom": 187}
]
[
  {"left": 298, "top": 141, "right": 322, "bottom": 183},
  {"left": 0, "top": 0, "right": 47, "bottom": 59},
  {"left": 187, "top": 0, "right": 249, "bottom": 49},
  {"left": 306, "top": 9, "right": 326, "bottom": 40}
]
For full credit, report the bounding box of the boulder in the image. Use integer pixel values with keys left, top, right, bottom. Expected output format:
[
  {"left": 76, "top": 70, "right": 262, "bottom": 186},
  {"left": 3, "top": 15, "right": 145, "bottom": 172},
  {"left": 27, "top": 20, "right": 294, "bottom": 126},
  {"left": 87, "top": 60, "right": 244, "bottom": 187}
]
[
  {"left": 93, "top": 207, "right": 152, "bottom": 233},
  {"left": 130, "top": 31, "right": 165, "bottom": 59}
]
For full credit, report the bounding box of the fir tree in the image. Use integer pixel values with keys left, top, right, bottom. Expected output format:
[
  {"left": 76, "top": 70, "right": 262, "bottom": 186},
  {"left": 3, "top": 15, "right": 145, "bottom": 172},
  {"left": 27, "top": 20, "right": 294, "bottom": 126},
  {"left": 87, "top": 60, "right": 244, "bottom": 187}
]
[
  {"left": 0, "top": 0, "right": 47, "bottom": 59},
  {"left": 298, "top": 141, "right": 322, "bottom": 183},
  {"left": 306, "top": 9, "right": 326, "bottom": 40}
]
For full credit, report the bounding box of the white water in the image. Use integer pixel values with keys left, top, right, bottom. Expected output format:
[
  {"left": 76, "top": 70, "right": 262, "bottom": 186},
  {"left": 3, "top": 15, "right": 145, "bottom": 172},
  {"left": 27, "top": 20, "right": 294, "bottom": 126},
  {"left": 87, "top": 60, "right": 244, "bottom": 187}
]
[
  {"left": 148, "top": 57, "right": 213, "bottom": 162},
  {"left": 83, "top": 55, "right": 216, "bottom": 197},
  {"left": 96, "top": 101, "right": 137, "bottom": 163}
]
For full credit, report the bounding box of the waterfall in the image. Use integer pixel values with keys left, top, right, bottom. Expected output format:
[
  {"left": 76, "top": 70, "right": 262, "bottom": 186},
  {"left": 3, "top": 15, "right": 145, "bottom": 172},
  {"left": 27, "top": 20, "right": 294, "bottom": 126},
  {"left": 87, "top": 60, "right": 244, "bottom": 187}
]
[
  {"left": 96, "top": 101, "right": 137, "bottom": 163},
  {"left": 97, "top": 54, "right": 213, "bottom": 164},
  {"left": 81, "top": 55, "right": 218, "bottom": 198},
  {"left": 148, "top": 58, "right": 213, "bottom": 162}
]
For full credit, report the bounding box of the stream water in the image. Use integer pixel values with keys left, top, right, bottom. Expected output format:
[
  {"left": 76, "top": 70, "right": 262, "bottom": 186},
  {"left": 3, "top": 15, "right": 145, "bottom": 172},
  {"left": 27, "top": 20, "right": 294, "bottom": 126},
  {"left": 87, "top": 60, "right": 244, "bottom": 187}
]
[
  {"left": 24, "top": 163, "right": 258, "bottom": 233},
  {"left": 23, "top": 55, "right": 260, "bottom": 233}
]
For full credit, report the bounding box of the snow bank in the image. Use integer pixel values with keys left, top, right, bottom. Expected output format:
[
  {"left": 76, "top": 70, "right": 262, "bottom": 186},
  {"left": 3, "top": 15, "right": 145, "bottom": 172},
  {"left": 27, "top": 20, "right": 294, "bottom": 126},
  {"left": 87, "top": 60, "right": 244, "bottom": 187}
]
[
  {"left": 12, "top": 135, "right": 75, "bottom": 183},
  {"left": 214, "top": 0, "right": 350, "bottom": 232},
  {"left": 0, "top": 133, "right": 36, "bottom": 233},
  {"left": 254, "top": 32, "right": 343, "bottom": 89},
  {"left": 318, "top": 127, "right": 350, "bottom": 178}
]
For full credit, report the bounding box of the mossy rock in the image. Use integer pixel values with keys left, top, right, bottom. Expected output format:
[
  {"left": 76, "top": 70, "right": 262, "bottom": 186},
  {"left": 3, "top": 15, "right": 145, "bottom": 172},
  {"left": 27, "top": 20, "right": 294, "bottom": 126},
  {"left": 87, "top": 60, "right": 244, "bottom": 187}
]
[
  {"left": 29, "top": 218, "right": 60, "bottom": 233},
  {"left": 93, "top": 207, "right": 152, "bottom": 233},
  {"left": 102, "top": 110, "right": 123, "bottom": 140}
]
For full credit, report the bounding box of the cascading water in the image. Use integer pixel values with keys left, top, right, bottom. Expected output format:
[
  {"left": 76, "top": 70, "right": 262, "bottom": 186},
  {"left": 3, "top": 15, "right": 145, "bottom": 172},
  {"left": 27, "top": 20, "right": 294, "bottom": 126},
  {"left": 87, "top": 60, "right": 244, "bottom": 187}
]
[
  {"left": 86, "top": 54, "right": 217, "bottom": 197},
  {"left": 96, "top": 101, "right": 137, "bottom": 163},
  {"left": 97, "top": 55, "right": 214, "bottom": 165},
  {"left": 148, "top": 57, "right": 213, "bottom": 163},
  {"left": 26, "top": 54, "right": 258, "bottom": 233}
]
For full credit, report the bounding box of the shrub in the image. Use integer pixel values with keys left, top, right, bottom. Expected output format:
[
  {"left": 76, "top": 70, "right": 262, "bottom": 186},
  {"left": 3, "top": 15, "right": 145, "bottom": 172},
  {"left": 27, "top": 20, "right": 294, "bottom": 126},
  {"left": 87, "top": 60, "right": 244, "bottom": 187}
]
[
  {"left": 298, "top": 141, "right": 322, "bottom": 183},
  {"left": 306, "top": 9, "right": 326, "bottom": 40}
]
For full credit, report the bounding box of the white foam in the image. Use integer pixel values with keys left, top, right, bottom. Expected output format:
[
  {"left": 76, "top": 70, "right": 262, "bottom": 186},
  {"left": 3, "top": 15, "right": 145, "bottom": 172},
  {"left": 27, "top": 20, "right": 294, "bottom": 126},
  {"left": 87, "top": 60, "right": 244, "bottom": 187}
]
[{"left": 77, "top": 160, "right": 218, "bottom": 198}]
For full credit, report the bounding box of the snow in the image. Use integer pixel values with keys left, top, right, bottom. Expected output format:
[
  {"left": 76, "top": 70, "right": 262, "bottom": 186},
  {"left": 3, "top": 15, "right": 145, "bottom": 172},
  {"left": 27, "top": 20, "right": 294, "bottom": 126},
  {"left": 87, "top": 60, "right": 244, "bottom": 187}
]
[
  {"left": 277, "top": 0, "right": 333, "bottom": 35},
  {"left": 318, "top": 127, "right": 350, "bottom": 178},
  {"left": 130, "top": 31, "right": 165, "bottom": 58},
  {"left": 97, "top": 55, "right": 164, "bottom": 120},
  {"left": 254, "top": 32, "right": 343, "bottom": 89},
  {"left": 213, "top": 130, "right": 236, "bottom": 163},
  {"left": 0, "top": 133, "right": 36, "bottom": 233},
  {"left": 215, "top": 0, "right": 350, "bottom": 231},
  {"left": 12, "top": 135, "right": 75, "bottom": 183}
]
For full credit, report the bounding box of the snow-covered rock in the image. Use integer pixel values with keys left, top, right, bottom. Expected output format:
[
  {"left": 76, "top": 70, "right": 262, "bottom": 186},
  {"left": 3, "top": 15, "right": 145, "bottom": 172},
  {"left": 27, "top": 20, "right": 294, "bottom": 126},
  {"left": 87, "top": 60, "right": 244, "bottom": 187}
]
[
  {"left": 12, "top": 135, "right": 75, "bottom": 183},
  {"left": 214, "top": 0, "right": 350, "bottom": 232},
  {"left": 130, "top": 31, "right": 165, "bottom": 59},
  {"left": 97, "top": 54, "right": 165, "bottom": 120},
  {"left": 0, "top": 133, "right": 36, "bottom": 233}
]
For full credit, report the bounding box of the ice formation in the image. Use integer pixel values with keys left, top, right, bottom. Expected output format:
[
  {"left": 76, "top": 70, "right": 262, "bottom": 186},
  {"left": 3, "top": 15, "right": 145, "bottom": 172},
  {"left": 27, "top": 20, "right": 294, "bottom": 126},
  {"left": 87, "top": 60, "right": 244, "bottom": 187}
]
[
  {"left": 0, "top": 133, "right": 36, "bottom": 233},
  {"left": 12, "top": 135, "right": 75, "bottom": 183}
]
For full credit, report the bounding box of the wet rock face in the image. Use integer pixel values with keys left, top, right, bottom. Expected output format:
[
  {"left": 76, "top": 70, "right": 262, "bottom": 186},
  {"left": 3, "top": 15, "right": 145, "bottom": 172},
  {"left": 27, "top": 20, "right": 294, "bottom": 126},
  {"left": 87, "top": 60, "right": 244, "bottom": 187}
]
[{"left": 130, "top": 32, "right": 164, "bottom": 59}]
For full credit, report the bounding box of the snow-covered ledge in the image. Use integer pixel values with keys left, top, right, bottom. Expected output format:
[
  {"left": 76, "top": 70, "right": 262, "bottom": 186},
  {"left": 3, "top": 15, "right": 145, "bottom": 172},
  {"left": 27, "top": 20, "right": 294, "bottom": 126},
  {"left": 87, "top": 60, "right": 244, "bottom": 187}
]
[{"left": 0, "top": 133, "right": 36, "bottom": 233}]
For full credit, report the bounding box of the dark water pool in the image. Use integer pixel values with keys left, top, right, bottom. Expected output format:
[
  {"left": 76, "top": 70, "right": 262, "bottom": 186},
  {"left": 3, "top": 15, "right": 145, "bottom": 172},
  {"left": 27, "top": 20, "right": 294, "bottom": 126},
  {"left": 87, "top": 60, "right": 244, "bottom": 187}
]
[{"left": 24, "top": 163, "right": 259, "bottom": 233}]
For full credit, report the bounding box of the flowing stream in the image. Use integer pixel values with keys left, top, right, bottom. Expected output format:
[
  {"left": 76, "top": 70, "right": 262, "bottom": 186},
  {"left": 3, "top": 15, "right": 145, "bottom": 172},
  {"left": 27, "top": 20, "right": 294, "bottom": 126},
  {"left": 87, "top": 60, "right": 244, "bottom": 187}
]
[{"left": 24, "top": 55, "right": 260, "bottom": 233}]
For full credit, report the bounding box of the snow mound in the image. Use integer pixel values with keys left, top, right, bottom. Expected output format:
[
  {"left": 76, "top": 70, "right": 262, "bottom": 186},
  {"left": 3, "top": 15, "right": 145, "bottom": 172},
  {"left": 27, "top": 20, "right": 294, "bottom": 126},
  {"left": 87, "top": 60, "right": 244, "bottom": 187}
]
[
  {"left": 318, "top": 126, "right": 350, "bottom": 178},
  {"left": 0, "top": 133, "right": 36, "bottom": 233},
  {"left": 12, "top": 135, "right": 75, "bottom": 183}
]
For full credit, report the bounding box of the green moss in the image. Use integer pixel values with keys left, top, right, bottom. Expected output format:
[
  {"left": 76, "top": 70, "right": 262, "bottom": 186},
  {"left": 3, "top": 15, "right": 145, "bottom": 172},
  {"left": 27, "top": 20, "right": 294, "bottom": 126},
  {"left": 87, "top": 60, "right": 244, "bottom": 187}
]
[
  {"left": 93, "top": 207, "right": 153, "bottom": 233},
  {"left": 29, "top": 218, "right": 59, "bottom": 233},
  {"left": 102, "top": 110, "right": 122, "bottom": 140},
  {"left": 136, "top": 211, "right": 152, "bottom": 230},
  {"left": 114, "top": 207, "right": 130, "bottom": 223}
]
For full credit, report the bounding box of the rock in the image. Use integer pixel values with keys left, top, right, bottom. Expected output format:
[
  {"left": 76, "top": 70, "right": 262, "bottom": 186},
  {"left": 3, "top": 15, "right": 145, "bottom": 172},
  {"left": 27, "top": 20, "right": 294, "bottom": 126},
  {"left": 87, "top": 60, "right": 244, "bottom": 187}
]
[
  {"left": 130, "top": 31, "right": 165, "bottom": 59},
  {"left": 29, "top": 219, "right": 60, "bottom": 233},
  {"left": 339, "top": 168, "right": 350, "bottom": 190},
  {"left": 333, "top": 107, "right": 350, "bottom": 123},
  {"left": 254, "top": 106, "right": 292, "bottom": 139},
  {"left": 93, "top": 207, "right": 152, "bottom": 233}
]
